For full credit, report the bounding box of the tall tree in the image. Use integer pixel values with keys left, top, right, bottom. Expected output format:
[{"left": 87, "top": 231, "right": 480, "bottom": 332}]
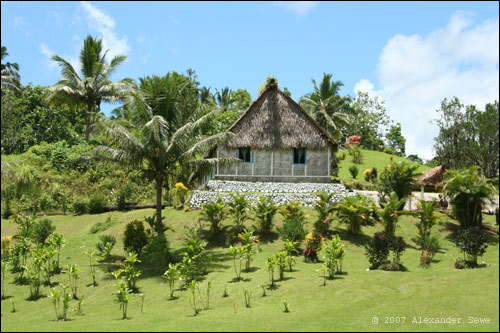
[
  {"left": 386, "top": 122, "right": 406, "bottom": 156},
  {"left": 49, "top": 35, "right": 133, "bottom": 140},
  {"left": 433, "top": 97, "right": 499, "bottom": 178},
  {"left": 94, "top": 74, "right": 235, "bottom": 233},
  {"left": 299, "top": 73, "right": 352, "bottom": 139},
  {"left": 1, "top": 46, "right": 21, "bottom": 94},
  {"left": 215, "top": 87, "right": 232, "bottom": 110}
]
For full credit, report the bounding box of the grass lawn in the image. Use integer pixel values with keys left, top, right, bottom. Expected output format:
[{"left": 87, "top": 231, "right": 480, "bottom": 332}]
[
  {"left": 1, "top": 207, "right": 498, "bottom": 332},
  {"left": 336, "top": 149, "right": 431, "bottom": 185}
]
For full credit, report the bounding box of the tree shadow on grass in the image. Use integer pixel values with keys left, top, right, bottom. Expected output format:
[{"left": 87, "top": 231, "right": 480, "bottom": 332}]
[
  {"left": 330, "top": 228, "right": 371, "bottom": 246},
  {"left": 228, "top": 277, "right": 252, "bottom": 283},
  {"left": 255, "top": 231, "right": 280, "bottom": 244}
]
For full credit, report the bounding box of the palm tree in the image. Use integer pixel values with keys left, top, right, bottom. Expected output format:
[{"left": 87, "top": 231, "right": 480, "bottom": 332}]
[
  {"left": 1, "top": 46, "right": 21, "bottom": 94},
  {"left": 299, "top": 73, "right": 352, "bottom": 139},
  {"left": 49, "top": 35, "right": 133, "bottom": 140},
  {"left": 93, "top": 76, "right": 236, "bottom": 234},
  {"left": 215, "top": 87, "right": 232, "bottom": 109}
]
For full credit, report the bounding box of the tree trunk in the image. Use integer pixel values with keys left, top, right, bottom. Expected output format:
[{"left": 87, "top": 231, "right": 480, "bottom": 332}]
[
  {"left": 85, "top": 104, "right": 92, "bottom": 141},
  {"left": 156, "top": 177, "right": 165, "bottom": 234}
]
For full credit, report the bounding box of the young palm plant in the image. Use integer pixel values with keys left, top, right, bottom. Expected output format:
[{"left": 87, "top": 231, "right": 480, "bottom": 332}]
[
  {"left": 443, "top": 166, "right": 495, "bottom": 229},
  {"left": 413, "top": 199, "right": 440, "bottom": 247},
  {"left": 379, "top": 192, "right": 407, "bottom": 237},
  {"left": 335, "top": 194, "right": 378, "bottom": 235},
  {"left": 313, "top": 191, "right": 336, "bottom": 236},
  {"left": 199, "top": 196, "right": 227, "bottom": 236},
  {"left": 252, "top": 196, "right": 278, "bottom": 235},
  {"left": 227, "top": 194, "right": 250, "bottom": 234}
]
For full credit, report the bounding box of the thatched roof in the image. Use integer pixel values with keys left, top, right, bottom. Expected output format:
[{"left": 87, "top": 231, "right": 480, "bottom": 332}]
[
  {"left": 417, "top": 165, "right": 446, "bottom": 186},
  {"left": 223, "top": 85, "right": 337, "bottom": 150}
]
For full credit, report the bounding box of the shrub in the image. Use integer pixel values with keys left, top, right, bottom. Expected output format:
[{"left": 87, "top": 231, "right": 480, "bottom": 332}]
[
  {"left": 443, "top": 167, "right": 495, "bottom": 229},
  {"left": 143, "top": 234, "right": 169, "bottom": 268},
  {"left": 336, "top": 194, "right": 378, "bottom": 235},
  {"left": 313, "top": 191, "right": 335, "bottom": 236},
  {"left": 96, "top": 235, "right": 116, "bottom": 261},
  {"left": 303, "top": 231, "right": 323, "bottom": 262},
  {"left": 252, "top": 196, "right": 278, "bottom": 235},
  {"left": 349, "top": 165, "right": 359, "bottom": 179},
  {"left": 349, "top": 145, "right": 364, "bottom": 164},
  {"left": 88, "top": 194, "right": 108, "bottom": 214},
  {"left": 363, "top": 168, "right": 372, "bottom": 182},
  {"left": 370, "top": 167, "right": 378, "bottom": 182},
  {"left": 323, "top": 235, "right": 346, "bottom": 278},
  {"left": 199, "top": 196, "right": 227, "bottom": 236},
  {"left": 173, "top": 182, "right": 188, "bottom": 207},
  {"left": 117, "top": 183, "right": 135, "bottom": 211},
  {"left": 455, "top": 227, "right": 488, "bottom": 267},
  {"left": 113, "top": 252, "right": 141, "bottom": 292},
  {"left": 72, "top": 197, "right": 88, "bottom": 215},
  {"left": 378, "top": 192, "right": 407, "bottom": 236},
  {"left": 33, "top": 218, "right": 56, "bottom": 244},
  {"left": 378, "top": 161, "right": 420, "bottom": 209},
  {"left": 278, "top": 202, "right": 306, "bottom": 243},
  {"left": 123, "top": 220, "right": 148, "bottom": 255},
  {"left": 365, "top": 232, "right": 407, "bottom": 270},
  {"left": 413, "top": 199, "right": 440, "bottom": 246},
  {"left": 383, "top": 147, "right": 397, "bottom": 155},
  {"left": 227, "top": 194, "right": 249, "bottom": 234}
]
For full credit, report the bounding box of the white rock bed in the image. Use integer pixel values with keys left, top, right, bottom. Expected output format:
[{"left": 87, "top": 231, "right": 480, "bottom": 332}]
[
  {"left": 189, "top": 180, "right": 354, "bottom": 209},
  {"left": 206, "top": 180, "right": 346, "bottom": 193}
]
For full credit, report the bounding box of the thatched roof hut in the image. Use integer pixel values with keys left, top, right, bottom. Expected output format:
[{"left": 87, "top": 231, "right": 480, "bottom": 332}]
[
  {"left": 417, "top": 165, "right": 446, "bottom": 192},
  {"left": 224, "top": 84, "right": 337, "bottom": 150}
]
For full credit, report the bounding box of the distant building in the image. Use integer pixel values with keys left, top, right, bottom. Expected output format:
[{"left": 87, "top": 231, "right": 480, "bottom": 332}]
[{"left": 205, "top": 81, "right": 338, "bottom": 183}]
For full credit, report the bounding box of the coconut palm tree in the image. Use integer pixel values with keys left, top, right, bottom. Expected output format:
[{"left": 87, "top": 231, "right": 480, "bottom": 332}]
[
  {"left": 215, "top": 87, "right": 232, "bottom": 109},
  {"left": 93, "top": 77, "right": 236, "bottom": 234},
  {"left": 299, "top": 73, "right": 352, "bottom": 139},
  {"left": 49, "top": 35, "right": 133, "bottom": 140},
  {"left": 1, "top": 46, "right": 21, "bottom": 94}
]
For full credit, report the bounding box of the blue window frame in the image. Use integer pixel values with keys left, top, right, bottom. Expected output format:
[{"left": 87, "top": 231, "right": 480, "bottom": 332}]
[
  {"left": 293, "top": 148, "right": 306, "bottom": 165},
  {"left": 238, "top": 147, "right": 253, "bottom": 163}
]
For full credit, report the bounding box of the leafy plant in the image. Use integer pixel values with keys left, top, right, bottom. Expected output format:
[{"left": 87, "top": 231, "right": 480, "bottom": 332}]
[
  {"left": 187, "top": 280, "right": 200, "bottom": 316},
  {"left": 323, "top": 235, "right": 346, "bottom": 278},
  {"left": 33, "top": 218, "right": 55, "bottom": 245},
  {"left": 313, "top": 191, "right": 336, "bottom": 236},
  {"left": 115, "top": 280, "right": 131, "bottom": 319},
  {"left": 252, "top": 196, "right": 278, "bottom": 235},
  {"left": 72, "top": 197, "right": 88, "bottom": 215},
  {"left": 228, "top": 244, "right": 245, "bottom": 281},
  {"left": 64, "top": 264, "right": 80, "bottom": 299},
  {"left": 163, "top": 263, "right": 181, "bottom": 300},
  {"left": 238, "top": 229, "right": 258, "bottom": 271},
  {"left": 266, "top": 255, "right": 276, "bottom": 287},
  {"left": 413, "top": 199, "right": 440, "bottom": 246},
  {"left": 49, "top": 233, "right": 65, "bottom": 273},
  {"left": 1, "top": 261, "right": 8, "bottom": 299},
  {"left": 123, "top": 220, "right": 148, "bottom": 255},
  {"left": 335, "top": 194, "right": 378, "bottom": 235},
  {"left": 278, "top": 201, "right": 306, "bottom": 243},
  {"left": 199, "top": 195, "right": 227, "bottom": 235},
  {"left": 282, "top": 299, "right": 290, "bottom": 313},
  {"left": 455, "top": 227, "right": 488, "bottom": 267},
  {"left": 243, "top": 287, "right": 252, "bottom": 308},
  {"left": 378, "top": 192, "right": 407, "bottom": 236},
  {"left": 113, "top": 252, "right": 142, "bottom": 291},
  {"left": 227, "top": 193, "right": 249, "bottom": 233},
  {"left": 85, "top": 250, "right": 98, "bottom": 286},
  {"left": 303, "top": 231, "right": 323, "bottom": 262},
  {"left": 274, "top": 251, "right": 287, "bottom": 281},
  {"left": 349, "top": 165, "right": 359, "bottom": 179},
  {"left": 378, "top": 160, "right": 420, "bottom": 209},
  {"left": 282, "top": 239, "right": 299, "bottom": 271},
  {"left": 443, "top": 167, "right": 495, "bottom": 229},
  {"left": 180, "top": 238, "right": 208, "bottom": 281},
  {"left": 365, "top": 232, "right": 407, "bottom": 270},
  {"left": 96, "top": 234, "right": 116, "bottom": 262}
]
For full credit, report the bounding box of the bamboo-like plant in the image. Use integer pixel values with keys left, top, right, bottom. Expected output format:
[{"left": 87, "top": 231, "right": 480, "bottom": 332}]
[
  {"left": 228, "top": 244, "right": 245, "bottom": 281},
  {"left": 64, "top": 264, "right": 80, "bottom": 299},
  {"left": 252, "top": 196, "right": 278, "bottom": 234},
  {"left": 49, "top": 233, "right": 65, "bottom": 273},
  {"left": 238, "top": 229, "right": 257, "bottom": 271},
  {"left": 163, "top": 263, "right": 181, "bottom": 300},
  {"left": 413, "top": 199, "right": 440, "bottom": 246},
  {"left": 275, "top": 251, "right": 287, "bottom": 281},
  {"left": 1, "top": 261, "right": 8, "bottom": 299},
  {"left": 266, "top": 255, "right": 276, "bottom": 287},
  {"left": 85, "top": 250, "right": 98, "bottom": 286},
  {"left": 115, "top": 280, "right": 131, "bottom": 319},
  {"left": 113, "top": 252, "right": 141, "bottom": 291},
  {"left": 323, "top": 235, "right": 346, "bottom": 278},
  {"left": 243, "top": 287, "right": 252, "bottom": 308},
  {"left": 282, "top": 239, "right": 299, "bottom": 272},
  {"left": 187, "top": 280, "right": 199, "bottom": 316}
]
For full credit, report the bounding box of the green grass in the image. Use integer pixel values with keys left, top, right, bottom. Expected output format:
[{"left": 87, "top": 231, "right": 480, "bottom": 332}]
[
  {"left": 336, "top": 149, "right": 430, "bottom": 184},
  {"left": 1, "top": 208, "right": 498, "bottom": 332}
]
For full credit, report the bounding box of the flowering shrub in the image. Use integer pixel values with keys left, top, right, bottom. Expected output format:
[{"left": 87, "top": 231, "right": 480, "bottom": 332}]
[
  {"left": 363, "top": 169, "right": 372, "bottom": 182},
  {"left": 303, "top": 232, "right": 323, "bottom": 262},
  {"left": 345, "top": 135, "right": 361, "bottom": 148},
  {"left": 174, "top": 182, "right": 188, "bottom": 207}
]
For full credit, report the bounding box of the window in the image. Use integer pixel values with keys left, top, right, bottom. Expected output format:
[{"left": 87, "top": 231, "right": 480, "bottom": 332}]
[
  {"left": 293, "top": 148, "right": 306, "bottom": 164},
  {"left": 238, "top": 147, "right": 252, "bottom": 163}
]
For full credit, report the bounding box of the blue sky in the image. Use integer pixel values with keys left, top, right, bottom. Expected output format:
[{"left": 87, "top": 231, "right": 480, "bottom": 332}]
[{"left": 1, "top": 1, "right": 498, "bottom": 160}]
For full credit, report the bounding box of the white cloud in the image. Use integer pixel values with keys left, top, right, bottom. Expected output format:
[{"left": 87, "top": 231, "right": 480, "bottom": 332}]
[
  {"left": 354, "top": 11, "right": 499, "bottom": 160},
  {"left": 80, "top": 1, "right": 130, "bottom": 59},
  {"left": 272, "top": 1, "right": 318, "bottom": 16},
  {"left": 40, "top": 42, "right": 80, "bottom": 74}
]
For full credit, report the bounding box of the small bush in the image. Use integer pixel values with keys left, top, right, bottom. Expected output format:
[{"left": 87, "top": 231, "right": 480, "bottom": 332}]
[
  {"left": 33, "top": 218, "right": 56, "bottom": 244},
  {"left": 365, "top": 232, "right": 407, "bottom": 270},
  {"left": 96, "top": 235, "right": 116, "bottom": 260},
  {"left": 363, "top": 168, "right": 372, "bottom": 182},
  {"left": 303, "top": 232, "right": 323, "bottom": 262},
  {"left": 252, "top": 196, "right": 278, "bottom": 235},
  {"left": 123, "top": 220, "right": 148, "bottom": 255},
  {"left": 349, "top": 165, "right": 359, "bottom": 179},
  {"left": 88, "top": 194, "right": 108, "bottom": 214},
  {"left": 72, "top": 197, "right": 88, "bottom": 215},
  {"left": 455, "top": 227, "right": 488, "bottom": 267},
  {"left": 278, "top": 202, "right": 306, "bottom": 243},
  {"left": 383, "top": 147, "right": 397, "bottom": 155}
]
